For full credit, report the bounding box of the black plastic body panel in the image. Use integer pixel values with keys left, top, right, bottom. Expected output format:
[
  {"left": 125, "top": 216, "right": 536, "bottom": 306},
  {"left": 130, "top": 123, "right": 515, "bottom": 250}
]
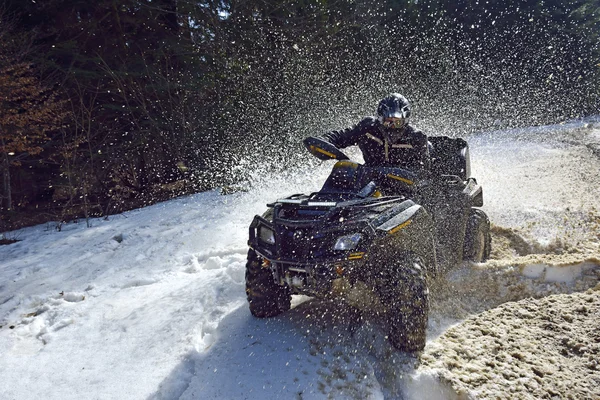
[{"left": 429, "top": 136, "right": 471, "bottom": 180}]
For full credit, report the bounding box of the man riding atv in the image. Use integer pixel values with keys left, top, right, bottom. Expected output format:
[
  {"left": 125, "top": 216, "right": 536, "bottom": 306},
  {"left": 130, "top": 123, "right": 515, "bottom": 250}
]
[
  {"left": 305, "top": 93, "right": 430, "bottom": 172},
  {"left": 246, "top": 93, "right": 491, "bottom": 352}
]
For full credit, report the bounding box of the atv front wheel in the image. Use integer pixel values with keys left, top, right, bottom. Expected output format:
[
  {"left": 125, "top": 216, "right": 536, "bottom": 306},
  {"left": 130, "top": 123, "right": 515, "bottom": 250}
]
[
  {"left": 245, "top": 249, "right": 291, "bottom": 318},
  {"left": 375, "top": 254, "right": 429, "bottom": 352},
  {"left": 464, "top": 208, "right": 491, "bottom": 262}
]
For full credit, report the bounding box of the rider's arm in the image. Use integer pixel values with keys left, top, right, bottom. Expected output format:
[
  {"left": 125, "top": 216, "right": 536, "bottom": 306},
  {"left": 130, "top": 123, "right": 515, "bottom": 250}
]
[{"left": 321, "top": 117, "right": 376, "bottom": 149}]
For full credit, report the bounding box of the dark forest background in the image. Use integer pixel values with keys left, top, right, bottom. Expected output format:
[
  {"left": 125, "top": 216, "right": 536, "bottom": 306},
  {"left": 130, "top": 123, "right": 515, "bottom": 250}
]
[{"left": 1, "top": 0, "right": 599, "bottom": 231}]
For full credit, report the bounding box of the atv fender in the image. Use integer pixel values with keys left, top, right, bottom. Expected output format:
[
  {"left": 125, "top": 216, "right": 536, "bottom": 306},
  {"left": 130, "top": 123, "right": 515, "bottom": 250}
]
[
  {"left": 372, "top": 204, "right": 437, "bottom": 277},
  {"left": 463, "top": 178, "right": 483, "bottom": 207}
]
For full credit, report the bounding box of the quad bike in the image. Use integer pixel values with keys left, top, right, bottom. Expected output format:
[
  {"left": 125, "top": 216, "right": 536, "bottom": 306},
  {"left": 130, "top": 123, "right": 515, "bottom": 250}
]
[{"left": 245, "top": 136, "right": 491, "bottom": 351}]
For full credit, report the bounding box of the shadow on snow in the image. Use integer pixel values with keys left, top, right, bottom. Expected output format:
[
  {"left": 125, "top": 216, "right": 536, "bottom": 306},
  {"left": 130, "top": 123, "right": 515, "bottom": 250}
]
[{"left": 150, "top": 298, "right": 416, "bottom": 400}]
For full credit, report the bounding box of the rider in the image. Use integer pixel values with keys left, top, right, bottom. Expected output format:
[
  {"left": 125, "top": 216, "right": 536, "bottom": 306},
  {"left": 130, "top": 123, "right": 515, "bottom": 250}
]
[{"left": 304, "top": 93, "right": 430, "bottom": 171}]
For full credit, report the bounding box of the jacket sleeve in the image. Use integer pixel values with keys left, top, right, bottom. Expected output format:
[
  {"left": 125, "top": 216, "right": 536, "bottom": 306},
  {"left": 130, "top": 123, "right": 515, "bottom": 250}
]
[{"left": 320, "top": 117, "right": 376, "bottom": 149}]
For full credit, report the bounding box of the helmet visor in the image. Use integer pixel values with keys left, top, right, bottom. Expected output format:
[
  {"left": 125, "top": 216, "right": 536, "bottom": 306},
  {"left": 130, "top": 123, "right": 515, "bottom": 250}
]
[{"left": 382, "top": 117, "right": 406, "bottom": 129}]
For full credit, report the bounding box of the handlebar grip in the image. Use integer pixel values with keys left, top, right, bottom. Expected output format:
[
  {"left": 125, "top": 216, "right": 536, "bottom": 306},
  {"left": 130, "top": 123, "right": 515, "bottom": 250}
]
[{"left": 303, "top": 137, "right": 350, "bottom": 161}]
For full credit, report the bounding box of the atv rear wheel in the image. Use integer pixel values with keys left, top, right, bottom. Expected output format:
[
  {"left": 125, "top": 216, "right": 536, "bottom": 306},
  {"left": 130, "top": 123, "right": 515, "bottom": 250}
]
[
  {"left": 464, "top": 208, "right": 491, "bottom": 262},
  {"left": 375, "top": 254, "right": 429, "bottom": 352},
  {"left": 245, "top": 249, "right": 291, "bottom": 318}
]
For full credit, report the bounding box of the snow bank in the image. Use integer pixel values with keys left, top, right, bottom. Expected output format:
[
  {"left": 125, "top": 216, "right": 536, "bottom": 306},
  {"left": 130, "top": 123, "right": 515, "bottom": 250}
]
[{"left": 410, "top": 286, "right": 600, "bottom": 400}]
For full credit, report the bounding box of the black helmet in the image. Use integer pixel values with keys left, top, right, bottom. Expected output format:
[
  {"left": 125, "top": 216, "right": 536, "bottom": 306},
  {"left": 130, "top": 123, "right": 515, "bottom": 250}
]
[{"left": 377, "top": 93, "right": 411, "bottom": 128}]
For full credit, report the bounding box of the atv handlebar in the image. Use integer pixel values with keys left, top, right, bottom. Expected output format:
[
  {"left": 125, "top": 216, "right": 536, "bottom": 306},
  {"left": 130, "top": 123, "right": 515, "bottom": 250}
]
[{"left": 304, "top": 137, "right": 350, "bottom": 161}]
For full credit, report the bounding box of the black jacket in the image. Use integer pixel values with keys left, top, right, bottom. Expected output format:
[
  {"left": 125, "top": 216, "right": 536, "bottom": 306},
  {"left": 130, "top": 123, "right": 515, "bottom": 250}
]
[{"left": 318, "top": 117, "right": 430, "bottom": 170}]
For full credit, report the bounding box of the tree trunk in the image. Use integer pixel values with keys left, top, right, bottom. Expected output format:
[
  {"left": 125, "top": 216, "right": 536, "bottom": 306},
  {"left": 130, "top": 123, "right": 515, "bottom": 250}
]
[{"left": 1, "top": 152, "right": 11, "bottom": 211}]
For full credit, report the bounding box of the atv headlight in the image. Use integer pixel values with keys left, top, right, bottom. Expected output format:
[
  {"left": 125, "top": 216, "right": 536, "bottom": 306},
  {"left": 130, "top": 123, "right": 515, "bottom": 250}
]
[
  {"left": 258, "top": 226, "right": 275, "bottom": 245},
  {"left": 333, "top": 233, "right": 362, "bottom": 251}
]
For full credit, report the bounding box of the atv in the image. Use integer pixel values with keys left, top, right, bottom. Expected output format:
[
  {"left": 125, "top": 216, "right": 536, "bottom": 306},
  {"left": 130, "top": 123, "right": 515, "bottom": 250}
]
[{"left": 245, "top": 136, "right": 491, "bottom": 351}]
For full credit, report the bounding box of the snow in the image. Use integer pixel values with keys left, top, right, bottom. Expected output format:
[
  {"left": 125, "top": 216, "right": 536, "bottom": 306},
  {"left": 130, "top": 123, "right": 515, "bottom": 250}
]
[{"left": 1, "top": 121, "right": 599, "bottom": 399}]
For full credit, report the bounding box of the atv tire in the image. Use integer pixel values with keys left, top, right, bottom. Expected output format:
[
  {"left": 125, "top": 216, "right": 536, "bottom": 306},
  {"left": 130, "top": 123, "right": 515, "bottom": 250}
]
[
  {"left": 464, "top": 208, "right": 491, "bottom": 262},
  {"left": 245, "top": 249, "right": 291, "bottom": 318},
  {"left": 375, "top": 254, "right": 429, "bottom": 352}
]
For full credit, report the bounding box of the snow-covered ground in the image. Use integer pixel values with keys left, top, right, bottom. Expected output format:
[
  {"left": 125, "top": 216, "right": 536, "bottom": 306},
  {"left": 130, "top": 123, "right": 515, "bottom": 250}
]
[{"left": 1, "top": 120, "right": 599, "bottom": 399}]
